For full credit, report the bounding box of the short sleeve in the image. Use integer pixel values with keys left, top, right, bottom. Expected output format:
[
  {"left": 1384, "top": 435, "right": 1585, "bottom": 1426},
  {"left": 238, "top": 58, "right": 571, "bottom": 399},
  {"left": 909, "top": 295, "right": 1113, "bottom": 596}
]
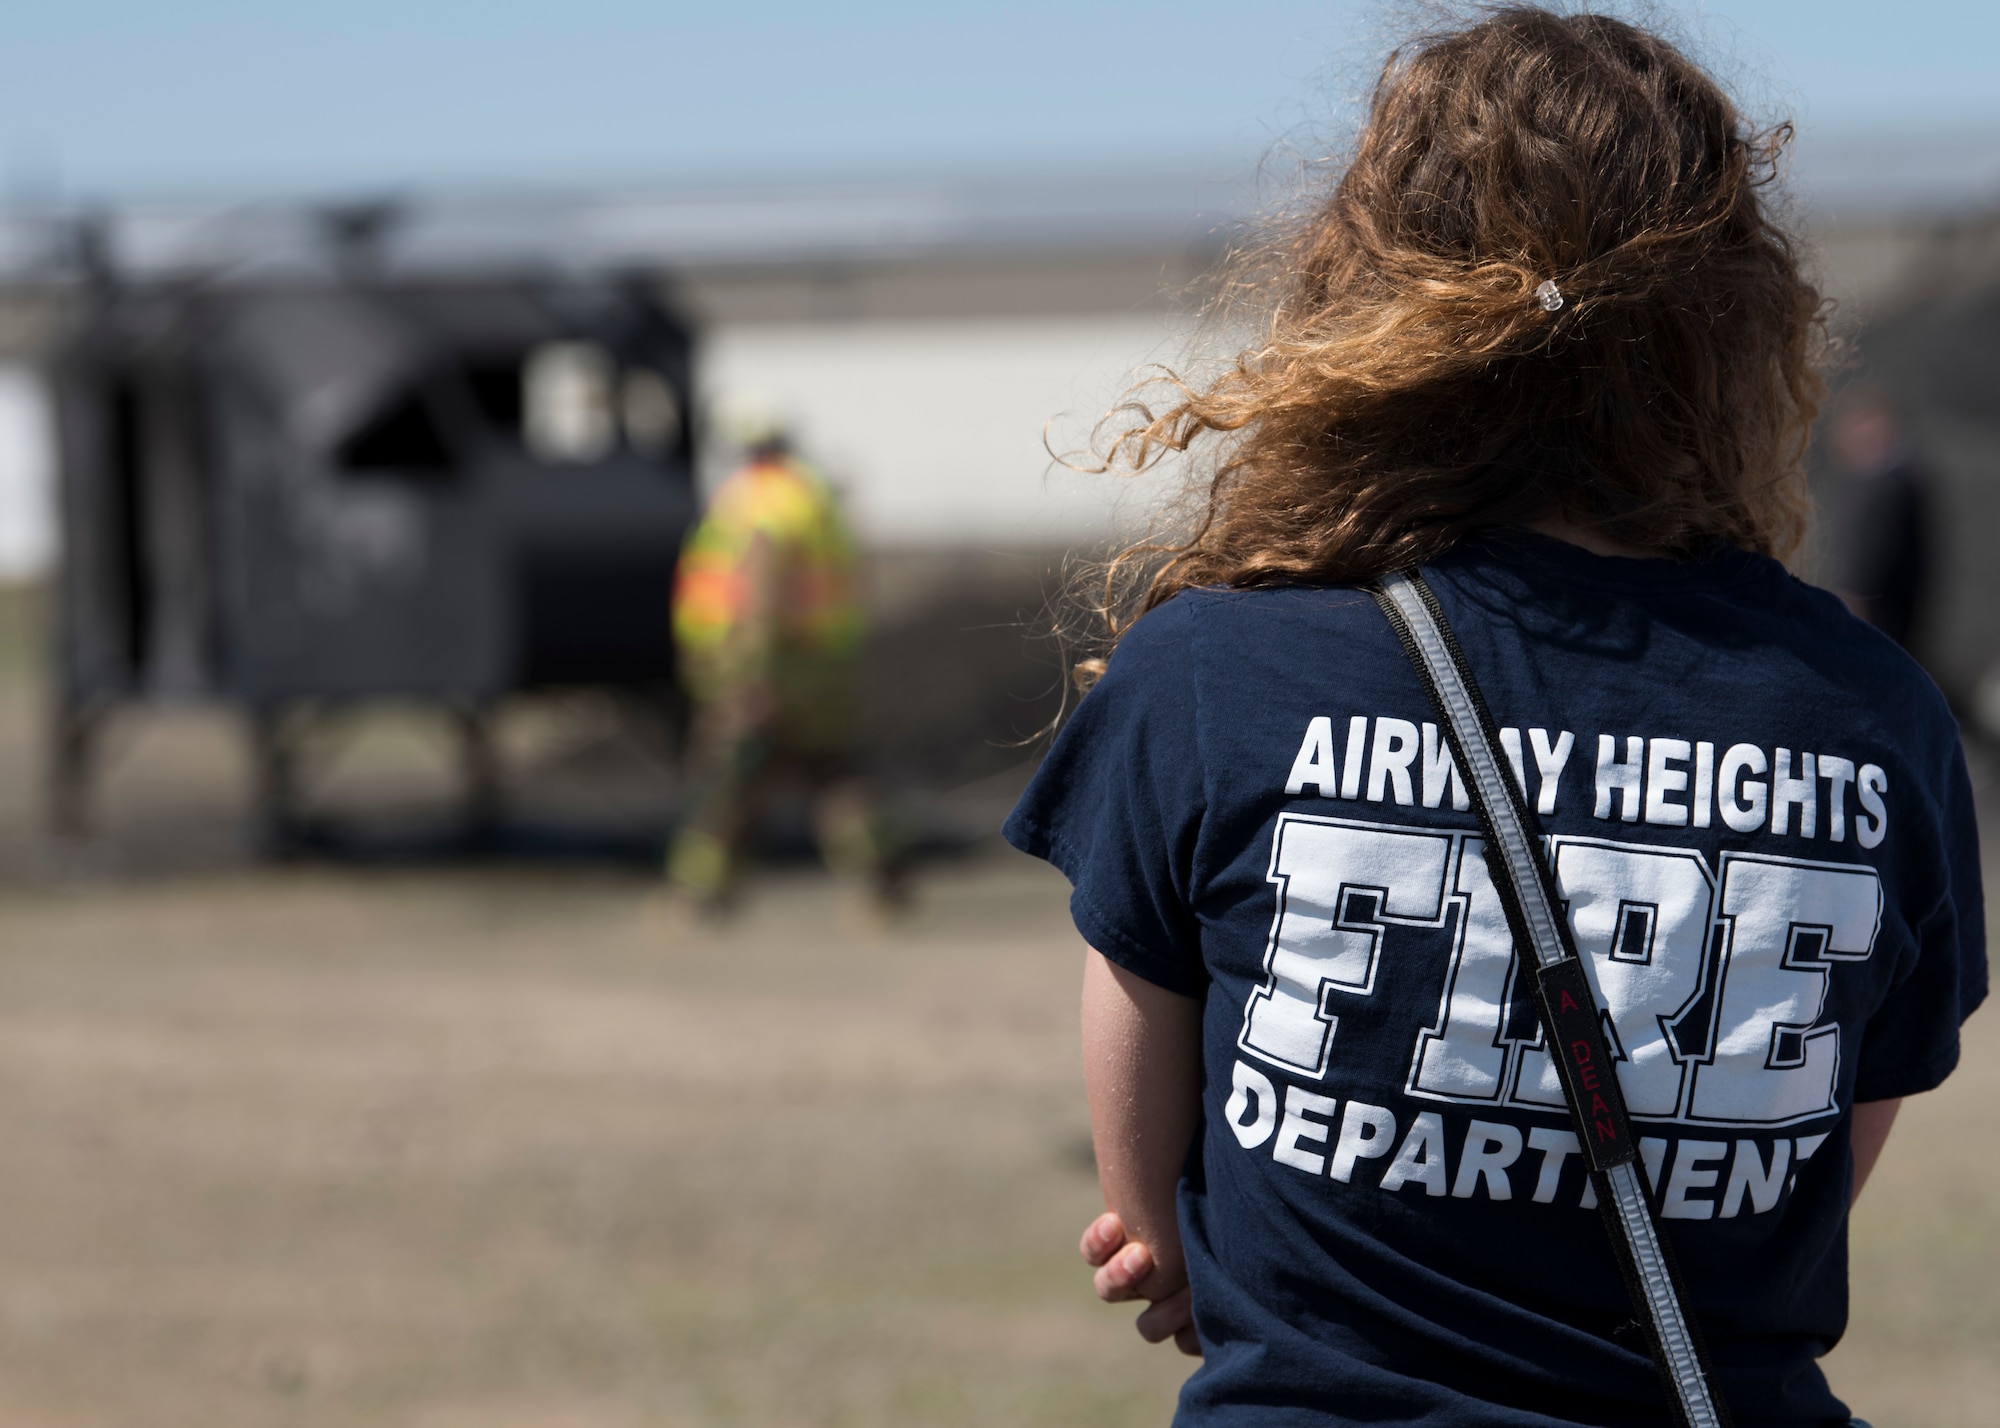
[
  {"left": 1852, "top": 737, "right": 1989, "bottom": 1102},
  {"left": 1002, "top": 598, "right": 1207, "bottom": 997}
]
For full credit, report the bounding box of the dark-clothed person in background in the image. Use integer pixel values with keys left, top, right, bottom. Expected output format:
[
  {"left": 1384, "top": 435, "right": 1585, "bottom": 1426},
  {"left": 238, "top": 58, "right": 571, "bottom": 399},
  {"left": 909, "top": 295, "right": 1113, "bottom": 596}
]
[{"left": 1827, "top": 394, "right": 1933, "bottom": 653}]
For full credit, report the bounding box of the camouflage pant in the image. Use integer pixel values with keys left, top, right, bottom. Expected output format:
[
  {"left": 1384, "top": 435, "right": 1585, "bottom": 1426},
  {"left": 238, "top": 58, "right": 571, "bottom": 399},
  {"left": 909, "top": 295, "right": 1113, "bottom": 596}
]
[{"left": 665, "top": 667, "right": 891, "bottom": 900}]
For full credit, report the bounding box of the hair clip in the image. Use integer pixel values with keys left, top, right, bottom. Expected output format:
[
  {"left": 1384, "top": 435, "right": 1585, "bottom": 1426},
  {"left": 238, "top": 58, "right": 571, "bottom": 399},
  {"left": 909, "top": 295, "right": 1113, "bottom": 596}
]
[{"left": 1534, "top": 279, "right": 1564, "bottom": 312}]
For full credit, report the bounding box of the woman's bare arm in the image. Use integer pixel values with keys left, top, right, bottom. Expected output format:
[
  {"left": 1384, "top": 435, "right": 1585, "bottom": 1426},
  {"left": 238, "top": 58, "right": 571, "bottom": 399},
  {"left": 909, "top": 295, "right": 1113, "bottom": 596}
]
[
  {"left": 1851, "top": 1098, "right": 1901, "bottom": 1206},
  {"left": 1080, "top": 947, "right": 1204, "bottom": 1354}
]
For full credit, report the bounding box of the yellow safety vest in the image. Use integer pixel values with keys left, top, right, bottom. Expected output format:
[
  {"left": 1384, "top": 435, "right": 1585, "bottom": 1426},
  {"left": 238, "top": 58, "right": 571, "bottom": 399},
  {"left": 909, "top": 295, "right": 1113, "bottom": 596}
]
[{"left": 672, "top": 457, "right": 863, "bottom": 668}]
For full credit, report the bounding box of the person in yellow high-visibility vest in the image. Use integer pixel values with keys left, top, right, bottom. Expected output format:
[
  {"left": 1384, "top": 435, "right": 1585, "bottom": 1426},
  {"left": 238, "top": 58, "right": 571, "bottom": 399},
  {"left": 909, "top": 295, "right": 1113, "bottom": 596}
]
[{"left": 667, "top": 423, "right": 893, "bottom": 910}]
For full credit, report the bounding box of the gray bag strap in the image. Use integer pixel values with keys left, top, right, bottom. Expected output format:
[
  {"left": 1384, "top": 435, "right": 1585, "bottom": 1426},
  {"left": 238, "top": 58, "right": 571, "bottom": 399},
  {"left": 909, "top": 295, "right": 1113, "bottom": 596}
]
[{"left": 1374, "top": 568, "right": 1731, "bottom": 1428}]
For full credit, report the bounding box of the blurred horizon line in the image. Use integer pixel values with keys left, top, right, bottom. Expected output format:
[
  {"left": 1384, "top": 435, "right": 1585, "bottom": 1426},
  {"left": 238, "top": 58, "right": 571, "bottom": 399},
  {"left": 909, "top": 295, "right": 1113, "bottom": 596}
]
[{"left": 1, "top": 121, "right": 1997, "bottom": 287}]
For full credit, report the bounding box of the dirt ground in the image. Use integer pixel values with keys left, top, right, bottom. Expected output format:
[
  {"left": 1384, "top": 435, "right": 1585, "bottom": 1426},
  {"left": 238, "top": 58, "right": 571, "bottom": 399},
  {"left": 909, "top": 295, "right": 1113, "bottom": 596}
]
[{"left": 0, "top": 646, "right": 1992, "bottom": 1424}]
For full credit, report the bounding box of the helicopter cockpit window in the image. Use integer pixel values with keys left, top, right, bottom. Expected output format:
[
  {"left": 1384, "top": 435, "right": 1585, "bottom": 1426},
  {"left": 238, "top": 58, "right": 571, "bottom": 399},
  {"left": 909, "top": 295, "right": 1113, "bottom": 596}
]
[
  {"left": 335, "top": 387, "right": 453, "bottom": 473},
  {"left": 463, "top": 359, "right": 524, "bottom": 435},
  {"left": 473, "top": 344, "right": 683, "bottom": 465},
  {"left": 524, "top": 341, "right": 616, "bottom": 464},
  {"left": 620, "top": 368, "right": 683, "bottom": 459}
]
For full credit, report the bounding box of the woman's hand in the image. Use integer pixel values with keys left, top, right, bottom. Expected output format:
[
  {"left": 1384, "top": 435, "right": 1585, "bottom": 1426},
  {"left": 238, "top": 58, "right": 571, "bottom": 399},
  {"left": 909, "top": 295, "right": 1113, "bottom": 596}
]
[{"left": 1080, "top": 1210, "right": 1200, "bottom": 1356}]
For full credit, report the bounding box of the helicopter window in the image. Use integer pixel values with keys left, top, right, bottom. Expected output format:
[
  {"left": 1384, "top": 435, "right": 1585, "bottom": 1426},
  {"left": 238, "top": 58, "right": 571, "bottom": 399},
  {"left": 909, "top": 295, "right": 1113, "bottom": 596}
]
[
  {"left": 463, "top": 359, "right": 524, "bottom": 435},
  {"left": 524, "top": 341, "right": 616, "bottom": 464},
  {"left": 621, "top": 368, "right": 683, "bottom": 459},
  {"left": 335, "top": 388, "right": 453, "bottom": 473}
]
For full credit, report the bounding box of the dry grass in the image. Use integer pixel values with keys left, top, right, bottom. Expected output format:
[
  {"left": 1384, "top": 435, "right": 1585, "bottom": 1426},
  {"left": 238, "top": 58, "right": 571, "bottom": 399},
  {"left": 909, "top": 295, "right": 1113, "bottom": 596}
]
[{"left": 0, "top": 854, "right": 1189, "bottom": 1428}]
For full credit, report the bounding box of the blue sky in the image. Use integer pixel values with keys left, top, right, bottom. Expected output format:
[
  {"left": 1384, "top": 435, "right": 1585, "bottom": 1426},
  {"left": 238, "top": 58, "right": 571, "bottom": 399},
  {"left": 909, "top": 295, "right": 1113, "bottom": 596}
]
[{"left": 0, "top": 2, "right": 1995, "bottom": 198}]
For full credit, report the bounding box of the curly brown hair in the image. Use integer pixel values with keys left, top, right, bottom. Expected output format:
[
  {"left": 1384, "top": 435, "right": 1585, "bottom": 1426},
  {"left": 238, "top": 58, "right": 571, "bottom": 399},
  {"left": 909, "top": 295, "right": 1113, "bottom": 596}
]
[{"left": 1081, "top": 5, "right": 1827, "bottom": 670}]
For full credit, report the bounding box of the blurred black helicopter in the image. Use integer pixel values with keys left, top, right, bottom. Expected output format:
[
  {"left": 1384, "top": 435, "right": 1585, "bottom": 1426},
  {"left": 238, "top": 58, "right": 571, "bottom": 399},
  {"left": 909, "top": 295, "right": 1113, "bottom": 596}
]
[{"left": 49, "top": 202, "right": 699, "bottom": 853}]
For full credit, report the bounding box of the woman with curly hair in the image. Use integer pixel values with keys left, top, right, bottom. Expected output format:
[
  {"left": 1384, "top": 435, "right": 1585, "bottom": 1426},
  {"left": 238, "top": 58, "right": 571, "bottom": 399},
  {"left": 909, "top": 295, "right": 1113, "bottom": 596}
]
[{"left": 1004, "top": 8, "right": 1983, "bottom": 1424}]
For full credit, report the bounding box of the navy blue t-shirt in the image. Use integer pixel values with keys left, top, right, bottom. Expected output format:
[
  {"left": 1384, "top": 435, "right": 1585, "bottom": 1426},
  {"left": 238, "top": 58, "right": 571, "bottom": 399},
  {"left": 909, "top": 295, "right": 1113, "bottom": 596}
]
[{"left": 1005, "top": 533, "right": 1986, "bottom": 1427}]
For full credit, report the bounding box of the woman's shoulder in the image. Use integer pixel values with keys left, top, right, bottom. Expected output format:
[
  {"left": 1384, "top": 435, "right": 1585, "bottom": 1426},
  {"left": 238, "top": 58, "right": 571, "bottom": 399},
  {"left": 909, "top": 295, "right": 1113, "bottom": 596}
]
[
  {"left": 1137, "top": 582, "right": 1387, "bottom": 636},
  {"left": 1099, "top": 584, "right": 1391, "bottom": 687},
  {"left": 1755, "top": 566, "right": 1960, "bottom": 744},
  {"left": 1441, "top": 534, "right": 1955, "bottom": 726}
]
